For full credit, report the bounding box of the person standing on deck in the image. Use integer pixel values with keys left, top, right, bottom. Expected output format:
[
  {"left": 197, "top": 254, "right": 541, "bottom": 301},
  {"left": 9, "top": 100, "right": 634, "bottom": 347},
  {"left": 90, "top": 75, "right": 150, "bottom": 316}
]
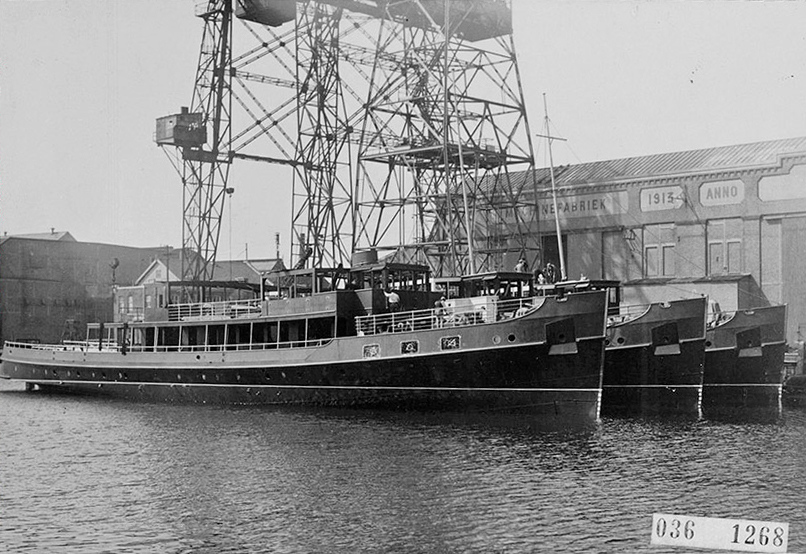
[
  {"left": 385, "top": 288, "right": 401, "bottom": 313},
  {"left": 514, "top": 257, "right": 528, "bottom": 273}
]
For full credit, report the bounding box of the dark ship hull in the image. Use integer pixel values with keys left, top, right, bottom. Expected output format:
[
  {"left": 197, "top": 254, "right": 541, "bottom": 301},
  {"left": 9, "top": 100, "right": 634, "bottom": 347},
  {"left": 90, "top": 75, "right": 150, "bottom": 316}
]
[
  {"left": 602, "top": 297, "right": 707, "bottom": 416},
  {"left": 703, "top": 304, "right": 787, "bottom": 413}
]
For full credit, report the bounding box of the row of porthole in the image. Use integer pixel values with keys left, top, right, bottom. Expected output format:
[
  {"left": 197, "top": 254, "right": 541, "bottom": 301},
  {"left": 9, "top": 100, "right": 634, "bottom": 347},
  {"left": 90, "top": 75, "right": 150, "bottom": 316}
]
[{"left": 492, "top": 334, "right": 518, "bottom": 345}]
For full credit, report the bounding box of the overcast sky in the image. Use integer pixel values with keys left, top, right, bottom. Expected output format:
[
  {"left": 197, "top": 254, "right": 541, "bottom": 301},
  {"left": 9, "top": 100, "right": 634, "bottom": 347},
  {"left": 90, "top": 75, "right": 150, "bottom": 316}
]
[{"left": 1, "top": 0, "right": 804, "bottom": 260}]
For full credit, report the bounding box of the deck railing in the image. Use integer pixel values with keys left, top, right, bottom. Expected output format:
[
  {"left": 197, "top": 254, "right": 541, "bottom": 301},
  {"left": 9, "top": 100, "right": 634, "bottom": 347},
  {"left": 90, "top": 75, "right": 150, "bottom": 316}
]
[
  {"left": 355, "top": 297, "right": 540, "bottom": 336},
  {"left": 4, "top": 337, "right": 333, "bottom": 353},
  {"left": 168, "top": 298, "right": 263, "bottom": 322}
]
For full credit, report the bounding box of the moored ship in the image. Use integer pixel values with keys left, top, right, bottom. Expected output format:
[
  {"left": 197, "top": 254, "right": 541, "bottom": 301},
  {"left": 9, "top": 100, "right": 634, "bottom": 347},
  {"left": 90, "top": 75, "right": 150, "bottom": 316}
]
[
  {"left": 0, "top": 260, "right": 609, "bottom": 425},
  {"left": 531, "top": 280, "right": 707, "bottom": 415},
  {"left": 702, "top": 304, "right": 787, "bottom": 413},
  {"left": 436, "top": 276, "right": 708, "bottom": 416},
  {"left": 602, "top": 295, "right": 707, "bottom": 416}
]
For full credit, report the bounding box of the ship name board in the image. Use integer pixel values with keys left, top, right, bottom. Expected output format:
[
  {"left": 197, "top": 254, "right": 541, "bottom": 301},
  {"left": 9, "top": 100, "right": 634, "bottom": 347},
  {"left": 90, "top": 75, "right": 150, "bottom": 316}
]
[
  {"left": 539, "top": 191, "right": 628, "bottom": 219},
  {"left": 640, "top": 185, "right": 685, "bottom": 212},
  {"left": 699, "top": 179, "right": 745, "bottom": 207}
]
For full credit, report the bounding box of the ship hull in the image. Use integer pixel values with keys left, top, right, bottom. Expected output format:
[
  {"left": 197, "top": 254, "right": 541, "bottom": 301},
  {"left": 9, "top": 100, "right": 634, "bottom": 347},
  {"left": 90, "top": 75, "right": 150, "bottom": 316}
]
[
  {"left": 601, "top": 297, "right": 707, "bottom": 416},
  {"left": 602, "top": 339, "right": 705, "bottom": 416},
  {"left": 702, "top": 305, "right": 787, "bottom": 413},
  {"left": 1, "top": 291, "right": 608, "bottom": 425}
]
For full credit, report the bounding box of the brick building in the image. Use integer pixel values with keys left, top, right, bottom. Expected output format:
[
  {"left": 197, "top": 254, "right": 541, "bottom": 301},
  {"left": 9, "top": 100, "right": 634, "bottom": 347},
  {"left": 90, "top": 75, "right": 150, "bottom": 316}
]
[{"left": 0, "top": 232, "right": 168, "bottom": 344}]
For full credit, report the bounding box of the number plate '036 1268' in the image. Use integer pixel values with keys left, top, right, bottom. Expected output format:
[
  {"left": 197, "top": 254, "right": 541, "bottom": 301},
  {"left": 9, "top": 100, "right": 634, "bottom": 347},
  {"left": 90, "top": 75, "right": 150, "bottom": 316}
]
[
  {"left": 650, "top": 513, "right": 789, "bottom": 553},
  {"left": 650, "top": 514, "right": 789, "bottom": 552}
]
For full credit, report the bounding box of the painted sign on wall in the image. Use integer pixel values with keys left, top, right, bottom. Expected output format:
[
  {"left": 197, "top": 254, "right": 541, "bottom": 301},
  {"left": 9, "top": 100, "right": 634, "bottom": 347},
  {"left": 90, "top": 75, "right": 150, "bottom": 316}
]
[
  {"left": 700, "top": 179, "right": 745, "bottom": 207},
  {"left": 640, "top": 185, "right": 685, "bottom": 212},
  {"left": 759, "top": 164, "right": 806, "bottom": 202},
  {"left": 538, "top": 191, "right": 628, "bottom": 220}
]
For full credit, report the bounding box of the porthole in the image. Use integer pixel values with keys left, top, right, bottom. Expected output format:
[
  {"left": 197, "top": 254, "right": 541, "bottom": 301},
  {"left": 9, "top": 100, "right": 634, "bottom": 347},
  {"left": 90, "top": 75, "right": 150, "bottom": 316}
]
[
  {"left": 492, "top": 335, "right": 501, "bottom": 345},
  {"left": 617, "top": 337, "right": 625, "bottom": 345},
  {"left": 507, "top": 334, "right": 516, "bottom": 343}
]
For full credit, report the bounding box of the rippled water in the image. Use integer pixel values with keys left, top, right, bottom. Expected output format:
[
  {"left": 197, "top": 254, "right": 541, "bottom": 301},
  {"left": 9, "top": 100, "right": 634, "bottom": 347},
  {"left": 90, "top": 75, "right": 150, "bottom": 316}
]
[{"left": 2, "top": 379, "right": 805, "bottom": 554}]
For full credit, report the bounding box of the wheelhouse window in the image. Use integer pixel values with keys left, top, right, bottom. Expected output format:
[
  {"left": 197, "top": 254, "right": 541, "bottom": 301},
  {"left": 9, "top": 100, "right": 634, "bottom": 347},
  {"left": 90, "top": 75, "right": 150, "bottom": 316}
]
[{"left": 643, "top": 223, "right": 675, "bottom": 277}]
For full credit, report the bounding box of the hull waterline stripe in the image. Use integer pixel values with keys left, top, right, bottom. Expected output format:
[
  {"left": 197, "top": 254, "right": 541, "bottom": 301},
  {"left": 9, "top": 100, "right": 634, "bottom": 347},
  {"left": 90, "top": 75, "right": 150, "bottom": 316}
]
[
  {"left": 703, "top": 383, "right": 782, "bottom": 388},
  {"left": 602, "top": 384, "right": 701, "bottom": 389},
  {"left": 13, "top": 379, "right": 600, "bottom": 393}
]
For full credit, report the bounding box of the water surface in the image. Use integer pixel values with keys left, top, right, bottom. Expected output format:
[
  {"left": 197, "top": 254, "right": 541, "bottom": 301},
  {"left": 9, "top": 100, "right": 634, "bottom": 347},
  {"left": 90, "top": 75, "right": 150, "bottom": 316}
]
[{"left": 2, "top": 380, "right": 805, "bottom": 553}]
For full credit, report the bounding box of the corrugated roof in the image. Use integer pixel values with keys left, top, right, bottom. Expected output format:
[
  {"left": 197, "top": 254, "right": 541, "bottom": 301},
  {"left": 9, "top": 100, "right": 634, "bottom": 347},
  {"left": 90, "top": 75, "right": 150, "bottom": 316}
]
[{"left": 527, "top": 136, "right": 806, "bottom": 189}]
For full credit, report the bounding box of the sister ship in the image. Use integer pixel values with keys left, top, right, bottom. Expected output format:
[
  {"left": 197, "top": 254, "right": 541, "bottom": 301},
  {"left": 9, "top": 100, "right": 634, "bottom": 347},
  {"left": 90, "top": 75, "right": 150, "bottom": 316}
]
[{"left": 0, "top": 254, "right": 609, "bottom": 424}]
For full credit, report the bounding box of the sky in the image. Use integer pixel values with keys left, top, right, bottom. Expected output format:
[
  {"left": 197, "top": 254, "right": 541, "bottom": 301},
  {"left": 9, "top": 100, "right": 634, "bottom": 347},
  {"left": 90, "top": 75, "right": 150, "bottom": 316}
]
[{"left": 1, "top": 0, "right": 805, "bottom": 261}]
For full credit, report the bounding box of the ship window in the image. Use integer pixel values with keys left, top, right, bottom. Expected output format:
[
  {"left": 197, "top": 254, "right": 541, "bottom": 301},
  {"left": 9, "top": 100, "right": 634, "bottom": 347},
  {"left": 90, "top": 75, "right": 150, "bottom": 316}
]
[
  {"left": 181, "top": 326, "right": 205, "bottom": 349},
  {"left": 208, "top": 325, "right": 225, "bottom": 349},
  {"left": 144, "top": 327, "right": 156, "bottom": 348},
  {"left": 307, "top": 317, "right": 334, "bottom": 341},
  {"left": 227, "top": 323, "right": 252, "bottom": 350},
  {"left": 280, "top": 320, "right": 304, "bottom": 345},
  {"left": 252, "top": 322, "right": 270, "bottom": 346},
  {"left": 158, "top": 326, "right": 180, "bottom": 350},
  {"left": 131, "top": 328, "right": 145, "bottom": 348}
]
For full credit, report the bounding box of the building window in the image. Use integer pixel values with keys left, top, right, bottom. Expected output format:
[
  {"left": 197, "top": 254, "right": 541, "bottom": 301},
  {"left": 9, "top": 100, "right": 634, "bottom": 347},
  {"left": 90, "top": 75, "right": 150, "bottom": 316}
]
[
  {"left": 643, "top": 224, "right": 675, "bottom": 277},
  {"left": 707, "top": 218, "right": 742, "bottom": 275}
]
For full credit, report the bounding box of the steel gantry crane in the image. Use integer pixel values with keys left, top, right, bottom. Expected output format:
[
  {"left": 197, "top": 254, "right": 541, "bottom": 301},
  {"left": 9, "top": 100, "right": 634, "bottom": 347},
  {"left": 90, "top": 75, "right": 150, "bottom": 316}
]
[
  {"left": 156, "top": 0, "right": 539, "bottom": 296},
  {"left": 351, "top": 0, "right": 539, "bottom": 275}
]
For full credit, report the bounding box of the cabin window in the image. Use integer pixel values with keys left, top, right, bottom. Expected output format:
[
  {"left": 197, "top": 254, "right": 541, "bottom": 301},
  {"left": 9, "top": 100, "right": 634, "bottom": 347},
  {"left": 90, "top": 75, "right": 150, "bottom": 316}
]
[
  {"left": 643, "top": 223, "right": 675, "bottom": 277},
  {"left": 280, "top": 320, "right": 304, "bottom": 345},
  {"left": 208, "top": 325, "right": 225, "bottom": 349},
  {"left": 131, "top": 328, "right": 145, "bottom": 347},
  {"left": 181, "top": 326, "right": 205, "bottom": 349},
  {"left": 158, "top": 326, "right": 180, "bottom": 350},
  {"left": 251, "top": 322, "right": 270, "bottom": 346},
  {"left": 146, "top": 295, "right": 153, "bottom": 309},
  {"left": 144, "top": 327, "right": 156, "bottom": 348},
  {"left": 226, "top": 323, "right": 252, "bottom": 350},
  {"left": 707, "top": 218, "right": 742, "bottom": 275},
  {"left": 307, "top": 317, "right": 334, "bottom": 341}
]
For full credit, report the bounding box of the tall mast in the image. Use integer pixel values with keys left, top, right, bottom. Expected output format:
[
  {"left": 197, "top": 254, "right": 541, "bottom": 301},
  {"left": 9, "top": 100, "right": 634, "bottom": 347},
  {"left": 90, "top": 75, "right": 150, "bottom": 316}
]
[{"left": 543, "top": 93, "right": 567, "bottom": 281}]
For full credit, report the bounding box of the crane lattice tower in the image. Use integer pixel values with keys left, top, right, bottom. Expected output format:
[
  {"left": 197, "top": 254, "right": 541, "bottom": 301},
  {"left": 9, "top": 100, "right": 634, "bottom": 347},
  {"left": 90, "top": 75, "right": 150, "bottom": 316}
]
[{"left": 156, "top": 0, "right": 540, "bottom": 294}]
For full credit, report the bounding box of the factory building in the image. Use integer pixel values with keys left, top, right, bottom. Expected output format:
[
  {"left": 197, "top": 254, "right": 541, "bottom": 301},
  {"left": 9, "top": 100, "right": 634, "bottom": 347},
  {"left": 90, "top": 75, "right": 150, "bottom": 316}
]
[
  {"left": 0, "top": 230, "right": 284, "bottom": 345},
  {"left": 0, "top": 232, "right": 169, "bottom": 345},
  {"left": 517, "top": 136, "right": 806, "bottom": 344}
]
